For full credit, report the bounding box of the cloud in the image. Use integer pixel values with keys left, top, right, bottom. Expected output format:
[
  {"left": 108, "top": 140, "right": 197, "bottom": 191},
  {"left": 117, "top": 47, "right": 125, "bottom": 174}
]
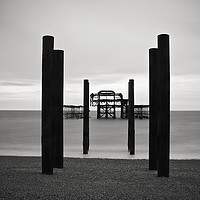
[
  {"left": 171, "top": 74, "right": 200, "bottom": 110},
  {"left": 0, "top": 80, "right": 40, "bottom": 109},
  {"left": 64, "top": 72, "right": 149, "bottom": 107},
  {"left": 0, "top": 80, "right": 36, "bottom": 87}
]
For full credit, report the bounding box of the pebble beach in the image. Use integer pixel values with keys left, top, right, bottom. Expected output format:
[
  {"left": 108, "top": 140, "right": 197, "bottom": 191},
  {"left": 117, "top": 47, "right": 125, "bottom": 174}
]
[{"left": 0, "top": 156, "right": 200, "bottom": 199}]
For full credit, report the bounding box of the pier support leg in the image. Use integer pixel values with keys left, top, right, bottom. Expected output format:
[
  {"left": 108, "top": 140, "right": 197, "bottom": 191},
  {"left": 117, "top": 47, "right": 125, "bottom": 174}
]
[
  {"left": 42, "top": 36, "right": 54, "bottom": 175},
  {"left": 113, "top": 95, "right": 116, "bottom": 119},
  {"left": 97, "top": 103, "right": 100, "bottom": 119},
  {"left": 149, "top": 48, "right": 159, "bottom": 170},
  {"left": 83, "top": 79, "right": 89, "bottom": 154},
  {"left": 52, "top": 50, "right": 64, "bottom": 169},
  {"left": 157, "top": 34, "right": 170, "bottom": 177},
  {"left": 128, "top": 79, "right": 135, "bottom": 155}
]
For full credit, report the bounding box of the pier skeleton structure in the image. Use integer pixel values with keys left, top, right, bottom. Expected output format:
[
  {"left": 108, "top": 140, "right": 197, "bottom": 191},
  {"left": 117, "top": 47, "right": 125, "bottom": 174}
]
[
  {"left": 90, "top": 90, "right": 127, "bottom": 119},
  {"left": 90, "top": 90, "right": 149, "bottom": 119}
]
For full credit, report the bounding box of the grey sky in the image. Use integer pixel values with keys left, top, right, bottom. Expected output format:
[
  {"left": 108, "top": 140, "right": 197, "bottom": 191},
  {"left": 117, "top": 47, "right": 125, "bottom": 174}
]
[{"left": 0, "top": 0, "right": 200, "bottom": 110}]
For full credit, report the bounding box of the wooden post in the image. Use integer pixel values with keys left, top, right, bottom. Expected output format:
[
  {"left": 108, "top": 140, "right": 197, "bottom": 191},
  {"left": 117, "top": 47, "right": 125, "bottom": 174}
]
[
  {"left": 128, "top": 79, "right": 135, "bottom": 155},
  {"left": 149, "top": 48, "right": 159, "bottom": 170},
  {"left": 52, "top": 50, "right": 64, "bottom": 168},
  {"left": 42, "top": 35, "right": 54, "bottom": 175},
  {"left": 83, "top": 79, "right": 89, "bottom": 154},
  {"left": 157, "top": 34, "right": 170, "bottom": 177}
]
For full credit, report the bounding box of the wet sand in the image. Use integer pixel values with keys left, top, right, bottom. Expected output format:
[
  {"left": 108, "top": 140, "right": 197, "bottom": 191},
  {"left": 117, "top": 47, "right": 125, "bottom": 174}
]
[{"left": 0, "top": 156, "right": 200, "bottom": 199}]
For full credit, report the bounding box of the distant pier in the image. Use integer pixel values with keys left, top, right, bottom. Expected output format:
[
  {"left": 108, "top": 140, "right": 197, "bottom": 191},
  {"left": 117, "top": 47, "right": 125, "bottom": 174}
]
[
  {"left": 90, "top": 90, "right": 149, "bottom": 119},
  {"left": 63, "top": 105, "right": 83, "bottom": 119},
  {"left": 134, "top": 105, "right": 149, "bottom": 119}
]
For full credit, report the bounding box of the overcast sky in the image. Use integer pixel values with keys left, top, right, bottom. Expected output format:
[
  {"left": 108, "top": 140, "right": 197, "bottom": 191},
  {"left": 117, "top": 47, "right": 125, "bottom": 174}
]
[{"left": 0, "top": 0, "right": 200, "bottom": 110}]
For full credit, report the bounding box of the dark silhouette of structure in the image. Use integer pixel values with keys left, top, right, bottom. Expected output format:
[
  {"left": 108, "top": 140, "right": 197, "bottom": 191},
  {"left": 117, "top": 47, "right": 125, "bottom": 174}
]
[
  {"left": 90, "top": 90, "right": 125, "bottom": 119},
  {"left": 149, "top": 48, "right": 159, "bottom": 171},
  {"left": 149, "top": 34, "right": 170, "bottom": 177},
  {"left": 90, "top": 90, "right": 149, "bottom": 119},
  {"left": 128, "top": 79, "right": 135, "bottom": 155},
  {"left": 83, "top": 79, "right": 89, "bottom": 154},
  {"left": 42, "top": 35, "right": 64, "bottom": 175},
  {"left": 157, "top": 34, "right": 170, "bottom": 177}
]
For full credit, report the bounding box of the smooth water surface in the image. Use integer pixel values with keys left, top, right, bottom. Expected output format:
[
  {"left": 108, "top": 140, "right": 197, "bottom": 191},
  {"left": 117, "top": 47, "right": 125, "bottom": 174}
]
[{"left": 0, "top": 110, "right": 199, "bottom": 159}]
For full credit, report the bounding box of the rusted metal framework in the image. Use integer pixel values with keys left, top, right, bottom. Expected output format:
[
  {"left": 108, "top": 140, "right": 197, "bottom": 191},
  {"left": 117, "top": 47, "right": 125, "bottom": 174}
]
[{"left": 63, "top": 105, "right": 83, "bottom": 119}]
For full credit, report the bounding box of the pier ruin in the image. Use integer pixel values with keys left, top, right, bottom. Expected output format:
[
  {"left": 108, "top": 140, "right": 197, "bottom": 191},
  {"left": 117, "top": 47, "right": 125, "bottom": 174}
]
[
  {"left": 63, "top": 105, "right": 83, "bottom": 119},
  {"left": 90, "top": 90, "right": 149, "bottom": 119}
]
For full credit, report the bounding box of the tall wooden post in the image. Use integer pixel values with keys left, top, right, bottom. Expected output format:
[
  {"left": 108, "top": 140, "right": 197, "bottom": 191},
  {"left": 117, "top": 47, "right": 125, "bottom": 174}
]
[
  {"left": 83, "top": 79, "right": 89, "bottom": 154},
  {"left": 42, "top": 35, "right": 54, "bottom": 175},
  {"left": 128, "top": 79, "right": 135, "bottom": 155},
  {"left": 157, "top": 34, "right": 170, "bottom": 177},
  {"left": 52, "top": 50, "right": 64, "bottom": 168},
  {"left": 149, "top": 48, "right": 159, "bottom": 170}
]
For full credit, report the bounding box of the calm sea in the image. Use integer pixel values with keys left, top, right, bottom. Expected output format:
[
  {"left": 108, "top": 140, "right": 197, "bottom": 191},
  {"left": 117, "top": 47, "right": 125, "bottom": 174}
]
[{"left": 0, "top": 110, "right": 199, "bottom": 159}]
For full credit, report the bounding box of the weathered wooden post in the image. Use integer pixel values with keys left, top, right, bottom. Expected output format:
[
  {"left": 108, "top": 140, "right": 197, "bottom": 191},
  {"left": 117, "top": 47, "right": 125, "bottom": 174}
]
[
  {"left": 128, "top": 79, "right": 135, "bottom": 155},
  {"left": 149, "top": 48, "right": 159, "bottom": 170},
  {"left": 42, "top": 35, "right": 54, "bottom": 175},
  {"left": 83, "top": 79, "right": 89, "bottom": 154},
  {"left": 52, "top": 50, "right": 64, "bottom": 168},
  {"left": 157, "top": 34, "right": 170, "bottom": 177}
]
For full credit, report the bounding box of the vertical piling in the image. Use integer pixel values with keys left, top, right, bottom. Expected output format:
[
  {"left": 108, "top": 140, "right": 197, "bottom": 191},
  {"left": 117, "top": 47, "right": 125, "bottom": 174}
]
[
  {"left": 149, "top": 48, "right": 159, "bottom": 170},
  {"left": 52, "top": 50, "right": 64, "bottom": 168},
  {"left": 128, "top": 79, "right": 135, "bottom": 155},
  {"left": 83, "top": 79, "right": 89, "bottom": 154},
  {"left": 97, "top": 103, "right": 100, "bottom": 119},
  {"left": 42, "top": 35, "right": 54, "bottom": 175},
  {"left": 157, "top": 34, "right": 170, "bottom": 177}
]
